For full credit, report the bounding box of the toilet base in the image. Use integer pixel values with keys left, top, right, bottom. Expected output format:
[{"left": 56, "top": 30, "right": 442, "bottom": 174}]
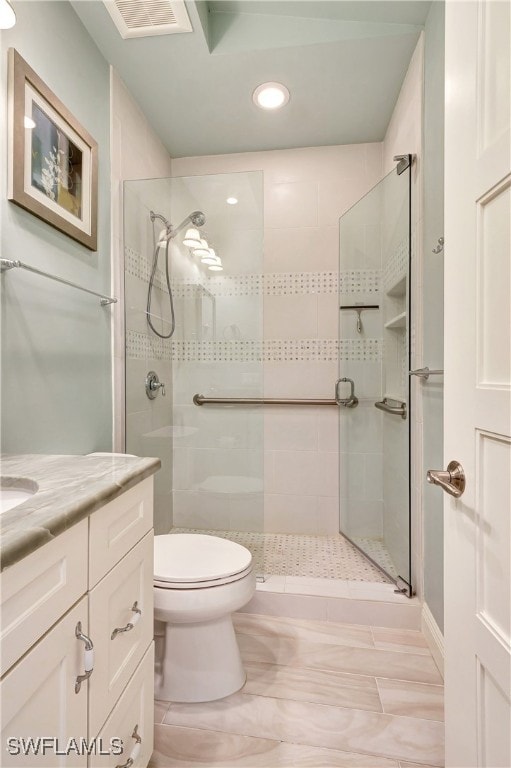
[{"left": 155, "top": 614, "right": 246, "bottom": 702}]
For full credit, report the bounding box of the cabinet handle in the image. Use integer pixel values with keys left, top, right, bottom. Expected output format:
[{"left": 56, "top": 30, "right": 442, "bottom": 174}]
[
  {"left": 75, "top": 622, "right": 94, "bottom": 694},
  {"left": 111, "top": 602, "right": 142, "bottom": 640},
  {"left": 116, "top": 725, "right": 142, "bottom": 768}
]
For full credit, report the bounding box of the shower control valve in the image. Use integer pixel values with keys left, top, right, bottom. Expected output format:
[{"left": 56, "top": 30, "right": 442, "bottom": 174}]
[{"left": 146, "top": 371, "right": 165, "bottom": 399}]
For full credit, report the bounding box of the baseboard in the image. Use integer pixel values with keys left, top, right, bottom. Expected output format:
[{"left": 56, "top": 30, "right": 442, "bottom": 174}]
[{"left": 421, "top": 601, "right": 444, "bottom": 677}]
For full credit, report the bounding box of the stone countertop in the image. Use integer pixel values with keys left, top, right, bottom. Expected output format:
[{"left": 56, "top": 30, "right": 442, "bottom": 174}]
[{"left": 0, "top": 453, "right": 161, "bottom": 571}]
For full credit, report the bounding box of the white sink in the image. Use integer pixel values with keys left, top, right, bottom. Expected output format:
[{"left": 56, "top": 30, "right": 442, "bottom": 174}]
[{"left": 0, "top": 479, "right": 38, "bottom": 514}]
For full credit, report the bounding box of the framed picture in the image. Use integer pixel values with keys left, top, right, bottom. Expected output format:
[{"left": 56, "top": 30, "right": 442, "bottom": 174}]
[{"left": 7, "top": 48, "right": 98, "bottom": 251}]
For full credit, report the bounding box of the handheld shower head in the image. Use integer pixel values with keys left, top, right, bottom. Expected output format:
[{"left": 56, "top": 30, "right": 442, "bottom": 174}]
[{"left": 189, "top": 211, "right": 206, "bottom": 228}]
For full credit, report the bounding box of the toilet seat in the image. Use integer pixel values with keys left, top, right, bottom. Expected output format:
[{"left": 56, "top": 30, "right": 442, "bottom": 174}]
[{"left": 154, "top": 534, "right": 253, "bottom": 590}]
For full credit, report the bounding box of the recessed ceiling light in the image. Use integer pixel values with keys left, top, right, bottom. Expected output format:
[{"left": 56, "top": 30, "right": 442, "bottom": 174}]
[
  {"left": 226, "top": 197, "right": 238, "bottom": 205},
  {"left": 253, "top": 82, "right": 290, "bottom": 110}
]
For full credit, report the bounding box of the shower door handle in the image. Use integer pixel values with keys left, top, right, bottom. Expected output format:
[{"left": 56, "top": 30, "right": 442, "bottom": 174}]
[
  {"left": 335, "top": 378, "right": 359, "bottom": 408},
  {"left": 427, "top": 461, "right": 465, "bottom": 498}
]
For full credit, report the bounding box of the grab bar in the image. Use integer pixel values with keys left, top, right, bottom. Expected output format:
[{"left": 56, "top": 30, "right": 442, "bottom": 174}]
[
  {"left": 375, "top": 398, "right": 407, "bottom": 419},
  {"left": 0, "top": 259, "right": 117, "bottom": 305},
  {"left": 193, "top": 394, "right": 337, "bottom": 407}
]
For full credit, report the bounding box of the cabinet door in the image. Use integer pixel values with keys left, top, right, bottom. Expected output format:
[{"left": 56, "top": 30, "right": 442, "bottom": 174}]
[
  {"left": 0, "top": 597, "right": 89, "bottom": 767},
  {"left": 1, "top": 518, "right": 88, "bottom": 676},
  {"left": 89, "top": 644, "right": 154, "bottom": 768},
  {"left": 89, "top": 478, "right": 153, "bottom": 588},
  {"left": 89, "top": 532, "right": 153, "bottom": 737}
]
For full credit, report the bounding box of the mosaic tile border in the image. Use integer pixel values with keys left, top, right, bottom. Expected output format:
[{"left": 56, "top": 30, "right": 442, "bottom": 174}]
[
  {"left": 126, "top": 331, "right": 382, "bottom": 363},
  {"left": 124, "top": 247, "right": 380, "bottom": 299}
]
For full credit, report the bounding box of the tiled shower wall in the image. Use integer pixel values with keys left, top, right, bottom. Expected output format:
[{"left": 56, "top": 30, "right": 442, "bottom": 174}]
[{"left": 172, "top": 145, "right": 383, "bottom": 535}]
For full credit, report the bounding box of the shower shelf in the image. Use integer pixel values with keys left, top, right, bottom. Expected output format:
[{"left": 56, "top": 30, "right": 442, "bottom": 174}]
[
  {"left": 385, "top": 275, "right": 406, "bottom": 297},
  {"left": 384, "top": 311, "right": 406, "bottom": 330}
]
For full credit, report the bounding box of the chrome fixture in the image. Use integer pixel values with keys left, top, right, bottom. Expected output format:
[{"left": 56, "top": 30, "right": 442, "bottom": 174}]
[
  {"left": 0, "top": 259, "right": 117, "bottom": 305},
  {"left": 150, "top": 210, "right": 206, "bottom": 244},
  {"left": 432, "top": 236, "right": 444, "bottom": 254},
  {"left": 147, "top": 210, "right": 206, "bottom": 339},
  {"left": 340, "top": 304, "right": 379, "bottom": 334},
  {"left": 375, "top": 397, "right": 407, "bottom": 419},
  {"left": 427, "top": 461, "right": 466, "bottom": 498},
  {"left": 75, "top": 622, "right": 94, "bottom": 693},
  {"left": 409, "top": 367, "right": 444, "bottom": 380},
  {"left": 111, "top": 602, "right": 142, "bottom": 640},
  {"left": 115, "top": 725, "right": 142, "bottom": 768},
  {"left": 335, "top": 378, "right": 359, "bottom": 408},
  {"left": 194, "top": 394, "right": 337, "bottom": 406},
  {"left": 393, "top": 153, "right": 412, "bottom": 175},
  {"left": 146, "top": 371, "right": 165, "bottom": 399}
]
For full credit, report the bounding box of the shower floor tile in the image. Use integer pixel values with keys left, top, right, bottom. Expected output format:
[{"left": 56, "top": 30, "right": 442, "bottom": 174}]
[{"left": 170, "top": 528, "right": 396, "bottom": 583}]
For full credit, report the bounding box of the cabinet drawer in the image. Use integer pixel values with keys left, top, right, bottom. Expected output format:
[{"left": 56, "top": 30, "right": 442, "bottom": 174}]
[
  {"left": 1, "top": 597, "right": 89, "bottom": 767},
  {"left": 89, "top": 478, "right": 153, "bottom": 588},
  {"left": 89, "top": 644, "right": 154, "bottom": 768},
  {"left": 0, "top": 519, "right": 88, "bottom": 676},
  {"left": 88, "top": 532, "right": 153, "bottom": 737}
]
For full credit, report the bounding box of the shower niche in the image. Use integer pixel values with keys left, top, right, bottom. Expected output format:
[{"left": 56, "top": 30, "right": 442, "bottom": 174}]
[{"left": 338, "top": 156, "right": 412, "bottom": 594}]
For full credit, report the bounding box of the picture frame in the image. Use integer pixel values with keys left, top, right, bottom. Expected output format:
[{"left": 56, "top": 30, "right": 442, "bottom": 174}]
[{"left": 7, "top": 48, "right": 98, "bottom": 251}]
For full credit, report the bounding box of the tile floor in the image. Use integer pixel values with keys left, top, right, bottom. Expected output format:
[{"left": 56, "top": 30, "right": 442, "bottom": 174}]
[
  {"left": 151, "top": 613, "right": 444, "bottom": 767},
  {"left": 171, "top": 529, "right": 396, "bottom": 583}
]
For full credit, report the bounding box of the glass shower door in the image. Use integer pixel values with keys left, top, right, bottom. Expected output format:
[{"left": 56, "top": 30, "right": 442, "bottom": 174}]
[
  {"left": 124, "top": 172, "right": 265, "bottom": 576},
  {"left": 338, "top": 159, "right": 412, "bottom": 593}
]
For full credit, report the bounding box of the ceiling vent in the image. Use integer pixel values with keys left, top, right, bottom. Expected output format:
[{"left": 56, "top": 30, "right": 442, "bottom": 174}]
[{"left": 103, "top": 0, "right": 192, "bottom": 38}]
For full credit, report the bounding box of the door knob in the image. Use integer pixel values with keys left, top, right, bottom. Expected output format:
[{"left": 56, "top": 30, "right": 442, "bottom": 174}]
[{"left": 427, "top": 461, "right": 465, "bottom": 498}]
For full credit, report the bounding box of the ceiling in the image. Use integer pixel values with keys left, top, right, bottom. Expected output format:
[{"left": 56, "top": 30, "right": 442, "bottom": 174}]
[{"left": 73, "top": 0, "right": 431, "bottom": 158}]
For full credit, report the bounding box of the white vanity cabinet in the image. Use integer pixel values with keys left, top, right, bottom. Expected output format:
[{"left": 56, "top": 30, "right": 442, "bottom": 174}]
[
  {"left": 0, "top": 476, "right": 155, "bottom": 768},
  {"left": 1, "top": 597, "right": 89, "bottom": 767}
]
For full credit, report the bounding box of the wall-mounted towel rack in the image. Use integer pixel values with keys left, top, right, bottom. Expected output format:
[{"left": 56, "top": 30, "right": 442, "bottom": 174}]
[
  {"left": 193, "top": 394, "right": 337, "bottom": 407},
  {"left": 0, "top": 259, "right": 117, "bottom": 306}
]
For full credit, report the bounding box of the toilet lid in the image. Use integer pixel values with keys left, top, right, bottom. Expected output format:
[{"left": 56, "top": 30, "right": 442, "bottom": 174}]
[{"left": 154, "top": 534, "right": 252, "bottom": 585}]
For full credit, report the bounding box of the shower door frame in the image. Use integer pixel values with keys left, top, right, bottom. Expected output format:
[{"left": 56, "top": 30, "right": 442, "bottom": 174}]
[{"left": 337, "top": 155, "right": 414, "bottom": 597}]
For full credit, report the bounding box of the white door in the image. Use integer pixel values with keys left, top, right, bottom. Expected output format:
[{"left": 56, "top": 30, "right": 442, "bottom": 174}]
[{"left": 443, "top": 1, "right": 511, "bottom": 766}]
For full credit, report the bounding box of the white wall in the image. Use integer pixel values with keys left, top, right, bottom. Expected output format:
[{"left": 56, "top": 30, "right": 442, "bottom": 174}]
[
  {"left": 383, "top": 34, "right": 425, "bottom": 595},
  {"left": 110, "top": 70, "right": 174, "bottom": 533},
  {"left": 172, "top": 144, "right": 382, "bottom": 535},
  {"left": 0, "top": 1, "right": 112, "bottom": 454}
]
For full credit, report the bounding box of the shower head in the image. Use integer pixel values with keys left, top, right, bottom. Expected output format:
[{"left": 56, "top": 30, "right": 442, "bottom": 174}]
[
  {"left": 189, "top": 211, "right": 206, "bottom": 228},
  {"left": 151, "top": 209, "right": 207, "bottom": 244},
  {"left": 170, "top": 210, "right": 206, "bottom": 238}
]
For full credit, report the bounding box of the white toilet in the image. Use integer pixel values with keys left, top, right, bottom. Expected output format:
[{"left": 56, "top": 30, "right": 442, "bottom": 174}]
[{"left": 153, "top": 533, "right": 256, "bottom": 703}]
